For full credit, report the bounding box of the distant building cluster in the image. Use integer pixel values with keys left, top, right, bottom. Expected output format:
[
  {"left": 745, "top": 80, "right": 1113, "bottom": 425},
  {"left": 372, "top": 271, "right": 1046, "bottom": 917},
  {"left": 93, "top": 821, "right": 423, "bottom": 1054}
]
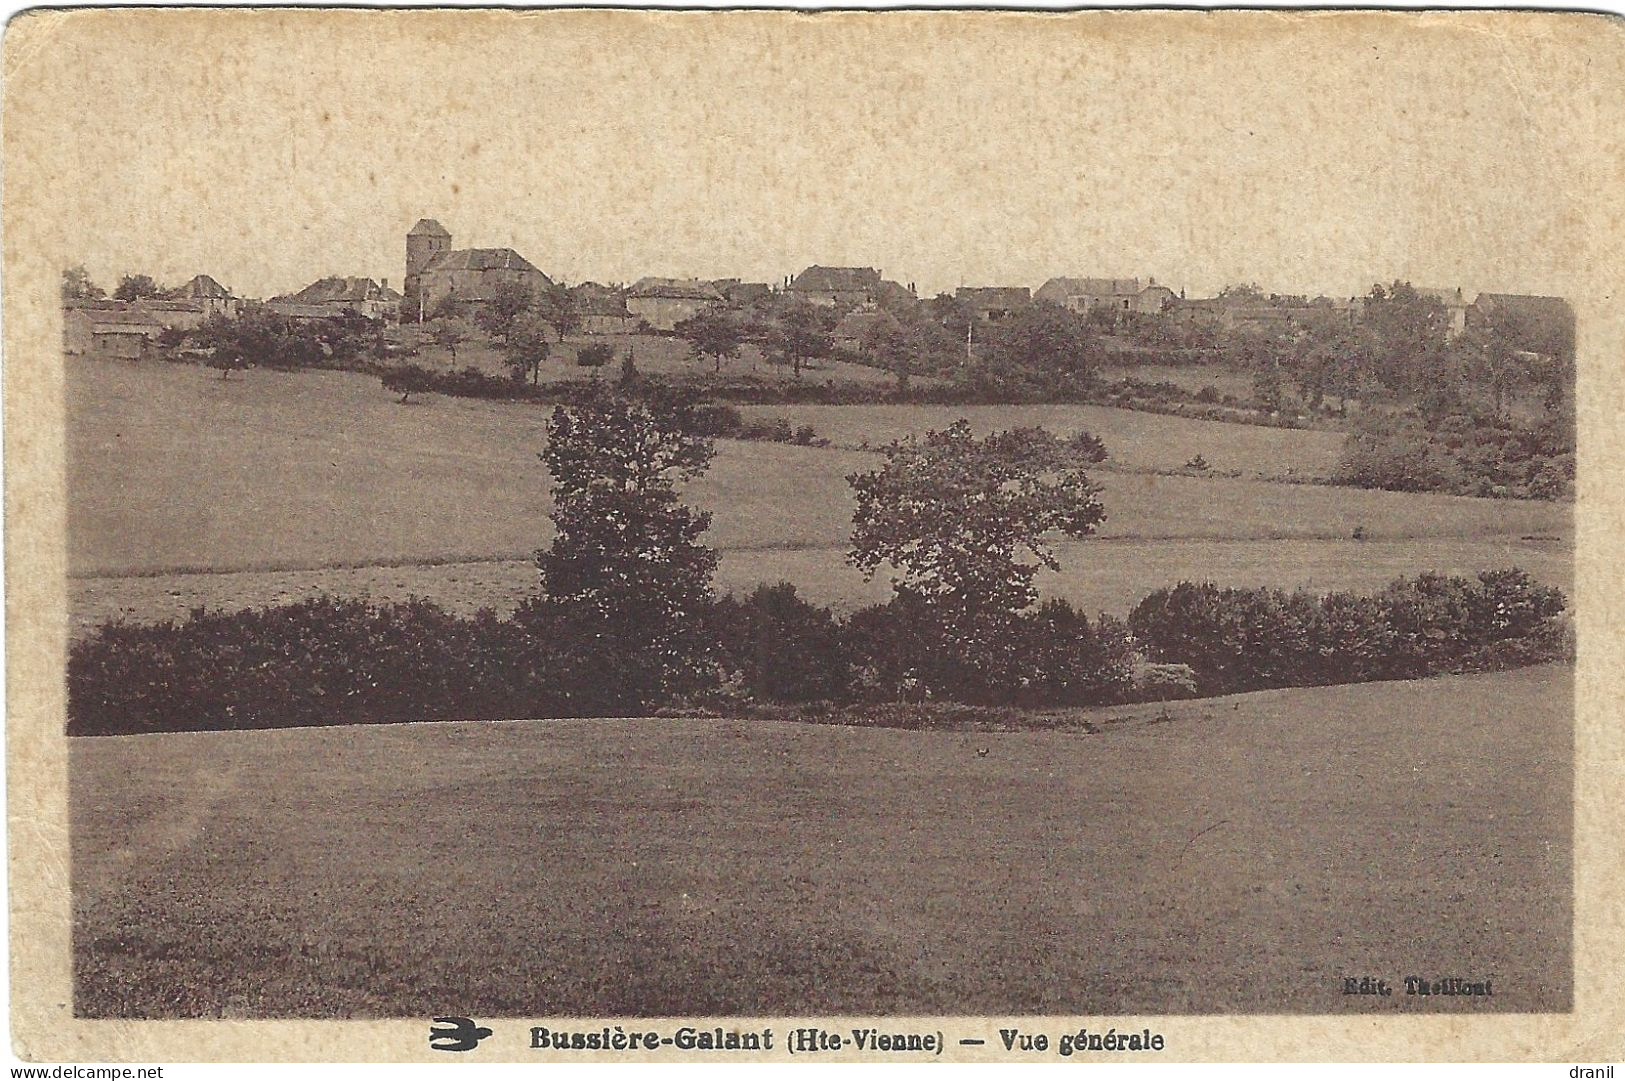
[
  {"left": 61, "top": 214, "right": 1576, "bottom": 364},
  {"left": 63, "top": 274, "right": 239, "bottom": 358}
]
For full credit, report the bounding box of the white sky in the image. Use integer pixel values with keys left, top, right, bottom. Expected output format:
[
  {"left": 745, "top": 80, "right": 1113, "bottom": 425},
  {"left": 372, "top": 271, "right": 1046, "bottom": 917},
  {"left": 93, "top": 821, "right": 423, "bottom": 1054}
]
[{"left": 14, "top": 8, "right": 1608, "bottom": 303}]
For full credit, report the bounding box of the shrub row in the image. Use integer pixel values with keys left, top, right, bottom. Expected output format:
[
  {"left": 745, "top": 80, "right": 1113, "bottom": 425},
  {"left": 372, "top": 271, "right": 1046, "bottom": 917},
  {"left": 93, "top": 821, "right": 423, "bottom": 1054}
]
[
  {"left": 68, "top": 569, "right": 1567, "bottom": 737},
  {"left": 1127, "top": 569, "right": 1569, "bottom": 696},
  {"left": 362, "top": 358, "right": 1317, "bottom": 426},
  {"left": 1333, "top": 411, "right": 1574, "bottom": 500}
]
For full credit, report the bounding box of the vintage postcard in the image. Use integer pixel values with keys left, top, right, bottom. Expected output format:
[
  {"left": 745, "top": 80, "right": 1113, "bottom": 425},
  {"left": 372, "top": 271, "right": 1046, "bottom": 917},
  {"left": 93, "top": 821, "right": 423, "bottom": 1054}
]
[{"left": 4, "top": 7, "right": 1622, "bottom": 1064}]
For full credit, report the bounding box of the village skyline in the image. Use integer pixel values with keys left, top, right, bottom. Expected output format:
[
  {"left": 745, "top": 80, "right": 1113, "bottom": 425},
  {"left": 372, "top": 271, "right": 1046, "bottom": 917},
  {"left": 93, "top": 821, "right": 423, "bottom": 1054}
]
[
  {"left": 62, "top": 228, "right": 1563, "bottom": 316},
  {"left": 37, "top": 11, "right": 1590, "bottom": 309}
]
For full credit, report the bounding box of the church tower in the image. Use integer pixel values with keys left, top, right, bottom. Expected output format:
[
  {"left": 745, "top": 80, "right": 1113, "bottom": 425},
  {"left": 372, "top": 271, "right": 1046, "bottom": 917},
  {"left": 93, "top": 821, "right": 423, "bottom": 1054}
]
[{"left": 405, "top": 218, "right": 451, "bottom": 320}]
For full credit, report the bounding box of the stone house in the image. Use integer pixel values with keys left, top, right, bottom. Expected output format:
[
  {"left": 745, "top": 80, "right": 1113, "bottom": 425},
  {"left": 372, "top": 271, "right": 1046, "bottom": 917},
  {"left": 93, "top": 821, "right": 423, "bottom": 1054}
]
[
  {"left": 1035, "top": 277, "right": 1175, "bottom": 319},
  {"left": 956, "top": 286, "right": 1032, "bottom": 323},
  {"left": 715, "top": 280, "right": 773, "bottom": 308},
  {"left": 1467, "top": 293, "right": 1575, "bottom": 359},
  {"left": 138, "top": 300, "right": 210, "bottom": 332},
  {"left": 63, "top": 306, "right": 167, "bottom": 358},
  {"left": 1415, "top": 286, "right": 1472, "bottom": 339},
  {"left": 573, "top": 283, "right": 638, "bottom": 335},
  {"left": 270, "top": 276, "right": 402, "bottom": 321},
  {"left": 625, "top": 277, "right": 723, "bottom": 332}
]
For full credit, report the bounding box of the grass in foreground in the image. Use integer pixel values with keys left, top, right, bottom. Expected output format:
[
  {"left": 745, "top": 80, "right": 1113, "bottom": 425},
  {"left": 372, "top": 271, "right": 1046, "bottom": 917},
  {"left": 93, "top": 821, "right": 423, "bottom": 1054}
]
[{"left": 72, "top": 665, "right": 1571, "bottom": 1017}]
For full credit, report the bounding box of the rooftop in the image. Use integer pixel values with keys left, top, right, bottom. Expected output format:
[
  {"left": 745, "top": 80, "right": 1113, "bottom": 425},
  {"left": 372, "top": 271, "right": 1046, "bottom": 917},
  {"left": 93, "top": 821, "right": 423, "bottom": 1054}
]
[
  {"left": 278, "top": 276, "right": 402, "bottom": 305},
  {"left": 409, "top": 218, "right": 452, "bottom": 238},
  {"left": 424, "top": 247, "right": 543, "bottom": 275},
  {"left": 957, "top": 286, "right": 1032, "bottom": 306},
  {"left": 167, "top": 274, "right": 233, "bottom": 300},
  {"left": 790, "top": 266, "right": 884, "bottom": 293},
  {"left": 628, "top": 277, "right": 723, "bottom": 300}
]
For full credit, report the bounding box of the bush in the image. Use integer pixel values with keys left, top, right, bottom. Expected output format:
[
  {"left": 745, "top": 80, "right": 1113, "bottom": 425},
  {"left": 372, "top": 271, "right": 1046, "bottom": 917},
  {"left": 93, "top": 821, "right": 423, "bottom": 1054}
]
[
  {"left": 380, "top": 364, "right": 438, "bottom": 403},
  {"left": 686, "top": 402, "right": 744, "bottom": 438},
  {"left": 69, "top": 599, "right": 546, "bottom": 736},
  {"left": 1334, "top": 410, "right": 1573, "bottom": 500},
  {"left": 576, "top": 342, "right": 614, "bottom": 368},
  {"left": 1135, "top": 662, "right": 1199, "bottom": 701},
  {"left": 739, "top": 416, "right": 794, "bottom": 442},
  {"left": 1129, "top": 569, "right": 1568, "bottom": 696},
  {"left": 840, "top": 595, "right": 1134, "bottom": 707},
  {"left": 712, "top": 583, "right": 852, "bottom": 702}
]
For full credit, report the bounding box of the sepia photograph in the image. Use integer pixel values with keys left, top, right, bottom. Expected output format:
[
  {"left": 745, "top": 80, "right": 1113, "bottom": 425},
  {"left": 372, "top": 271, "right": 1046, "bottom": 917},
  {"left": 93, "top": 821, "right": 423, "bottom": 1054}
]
[{"left": 5, "top": 6, "right": 1622, "bottom": 1064}]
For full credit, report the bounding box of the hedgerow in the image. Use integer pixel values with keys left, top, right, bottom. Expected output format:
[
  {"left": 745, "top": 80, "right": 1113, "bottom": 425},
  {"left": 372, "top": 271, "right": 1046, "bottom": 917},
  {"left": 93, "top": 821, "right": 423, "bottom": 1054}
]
[
  {"left": 68, "top": 569, "right": 1567, "bottom": 736},
  {"left": 1127, "top": 568, "right": 1568, "bottom": 696}
]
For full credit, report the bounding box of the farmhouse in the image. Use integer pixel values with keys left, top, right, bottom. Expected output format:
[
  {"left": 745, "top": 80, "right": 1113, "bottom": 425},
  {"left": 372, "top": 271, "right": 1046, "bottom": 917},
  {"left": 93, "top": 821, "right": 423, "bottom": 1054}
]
[
  {"left": 957, "top": 286, "right": 1031, "bottom": 323},
  {"left": 1035, "top": 277, "right": 1175, "bottom": 319},
  {"left": 786, "top": 266, "right": 884, "bottom": 308},
  {"left": 573, "top": 283, "right": 637, "bottom": 335},
  {"left": 270, "top": 276, "right": 402, "bottom": 321},
  {"left": 405, "top": 218, "right": 552, "bottom": 321},
  {"left": 626, "top": 277, "right": 722, "bottom": 331},
  {"left": 64, "top": 306, "right": 167, "bottom": 358},
  {"left": 137, "top": 300, "right": 210, "bottom": 332},
  {"left": 165, "top": 274, "right": 241, "bottom": 320}
]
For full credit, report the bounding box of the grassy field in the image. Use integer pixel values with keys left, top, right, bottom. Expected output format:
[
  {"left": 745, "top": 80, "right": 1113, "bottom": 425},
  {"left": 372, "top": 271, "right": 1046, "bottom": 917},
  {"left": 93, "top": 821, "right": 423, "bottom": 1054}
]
[
  {"left": 1099, "top": 360, "right": 1258, "bottom": 402},
  {"left": 69, "top": 359, "right": 1570, "bottom": 581},
  {"left": 72, "top": 535, "right": 1575, "bottom": 637},
  {"left": 71, "top": 664, "right": 1572, "bottom": 1017},
  {"left": 737, "top": 401, "right": 1348, "bottom": 477}
]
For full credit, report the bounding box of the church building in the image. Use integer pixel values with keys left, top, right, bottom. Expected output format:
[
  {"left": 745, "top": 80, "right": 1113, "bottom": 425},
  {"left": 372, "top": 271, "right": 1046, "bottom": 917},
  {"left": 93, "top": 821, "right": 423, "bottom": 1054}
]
[{"left": 404, "top": 219, "right": 553, "bottom": 320}]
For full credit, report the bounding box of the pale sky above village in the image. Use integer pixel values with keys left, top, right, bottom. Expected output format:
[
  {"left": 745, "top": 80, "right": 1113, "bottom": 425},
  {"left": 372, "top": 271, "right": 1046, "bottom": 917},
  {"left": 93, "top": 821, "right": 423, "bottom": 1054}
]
[{"left": 15, "top": 9, "right": 1606, "bottom": 304}]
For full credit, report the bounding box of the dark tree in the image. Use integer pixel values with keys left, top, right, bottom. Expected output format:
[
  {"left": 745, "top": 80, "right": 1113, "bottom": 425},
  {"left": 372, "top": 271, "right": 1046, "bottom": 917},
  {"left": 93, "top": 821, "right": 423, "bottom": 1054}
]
[
  {"left": 196, "top": 307, "right": 322, "bottom": 370},
  {"left": 848, "top": 421, "right": 1107, "bottom": 631},
  {"left": 537, "top": 283, "right": 581, "bottom": 343},
  {"left": 674, "top": 310, "right": 745, "bottom": 373},
  {"left": 505, "top": 315, "right": 552, "bottom": 384},
  {"left": 1452, "top": 323, "right": 1529, "bottom": 417},
  {"left": 924, "top": 292, "right": 974, "bottom": 354},
  {"left": 429, "top": 292, "right": 467, "bottom": 322},
  {"left": 62, "top": 265, "right": 105, "bottom": 302},
  {"left": 475, "top": 281, "right": 535, "bottom": 342},
  {"left": 1289, "top": 325, "right": 1375, "bottom": 415},
  {"left": 430, "top": 317, "right": 470, "bottom": 365},
  {"left": 616, "top": 345, "right": 641, "bottom": 387},
  {"left": 537, "top": 386, "right": 719, "bottom": 702},
  {"left": 979, "top": 302, "right": 1098, "bottom": 390},
  {"left": 864, "top": 313, "right": 956, "bottom": 394},
  {"left": 113, "top": 274, "right": 162, "bottom": 301},
  {"left": 381, "top": 364, "right": 437, "bottom": 404},
  {"left": 766, "top": 303, "right": 833, "bottom": 380},
  {"left": 1362, "top": 282, "right": 1449, "bottom": 393}
]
